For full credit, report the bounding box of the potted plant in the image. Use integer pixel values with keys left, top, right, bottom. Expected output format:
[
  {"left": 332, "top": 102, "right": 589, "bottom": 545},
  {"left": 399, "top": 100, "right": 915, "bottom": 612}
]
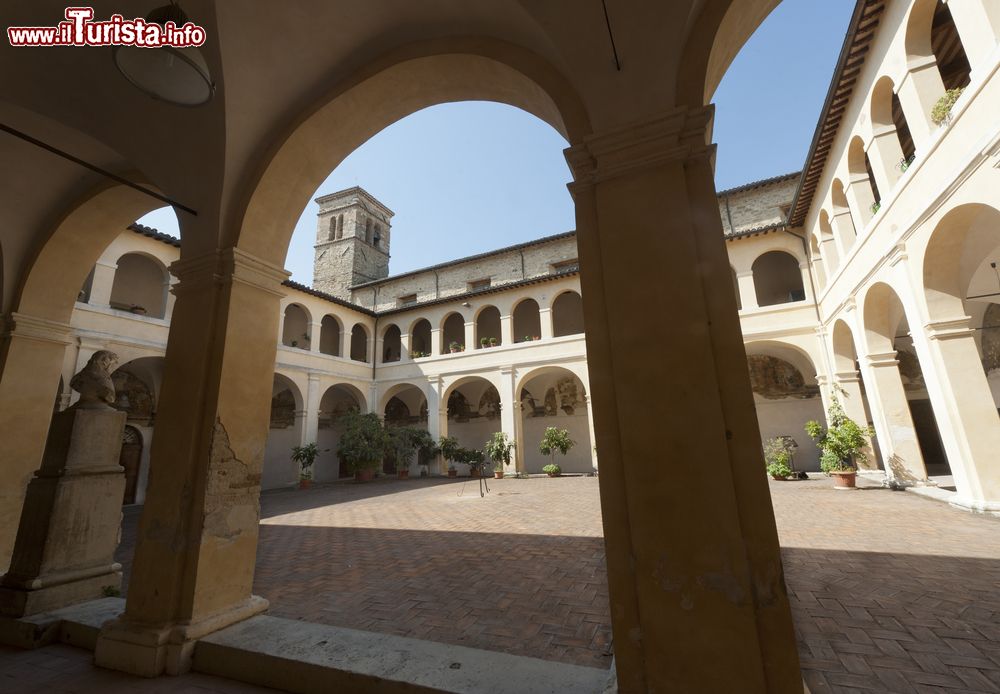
[
  {"left": 129, "top": 304, "right": 147, "bottom": 315},
  {"left": 464, "top": 448, "right": 485, "bottom": 477},
  {"left": 539, "top": 427, "right": 573, "bottom": 476},
  {"left": 291, "top": 442, "right": 324, "bottom": 489},
  {"left": 931, "top": 87, "right": 964, "bottom": 125},
  {"left": 488, "top": 337, "right": 498, "bottom": 348},
  {"left": 805, "top": 398, "right": 873, "bottom": 489},
  {"left": 387, "top": 426, "right": 422, "bottom": 479},
  {"left": 480, "top": 337, "right": 489, "bottom": 349},
  {"left": 484, "top": 431, "right": 514, "bottom": 479},
  {"left": 449, "top": 341, "right": 464, "bottom": 354},
  {"left": 439, "top": 436, "right": 461, "bottom": 477},
  {"left": 762, "top": 437, "right": 793, "bottom": 481},
  {"left": 337, "top": 410, "right": 387, "bottom": 482},
  {"left": 412, "top": 429, "right": 439, "bottom": 477}
]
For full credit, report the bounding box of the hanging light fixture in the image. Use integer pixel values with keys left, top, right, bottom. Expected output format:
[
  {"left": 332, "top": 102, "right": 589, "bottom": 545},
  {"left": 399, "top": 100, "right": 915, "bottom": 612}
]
[{"left": 112, "top": 3, "right": 214, "bottom": 106}]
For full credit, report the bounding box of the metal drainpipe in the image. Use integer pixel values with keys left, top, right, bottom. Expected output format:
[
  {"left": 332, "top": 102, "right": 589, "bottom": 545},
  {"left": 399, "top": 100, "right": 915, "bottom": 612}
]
[
  {"left": 520, "top": 249, "right": 525, "bottom": 280},
  {"left": 434, "top": 270, "right": 440, "bottom": 299},
  {"left": 724, "top": 194, "right": 735, "bottom": 235}
]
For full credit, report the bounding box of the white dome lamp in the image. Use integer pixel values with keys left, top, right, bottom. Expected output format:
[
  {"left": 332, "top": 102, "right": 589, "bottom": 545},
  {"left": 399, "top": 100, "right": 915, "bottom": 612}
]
[{"left": 112, "top": 3, "right": 214, "bottom": 106}]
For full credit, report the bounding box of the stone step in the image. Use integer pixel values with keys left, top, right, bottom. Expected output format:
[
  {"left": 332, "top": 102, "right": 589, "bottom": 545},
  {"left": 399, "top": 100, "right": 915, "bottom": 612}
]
[
  {"left": 0, "top": 596, "right": 123, "bottom": 650},
  {"left": 194, "top": 614, "right": 610, "bottom": 694}
]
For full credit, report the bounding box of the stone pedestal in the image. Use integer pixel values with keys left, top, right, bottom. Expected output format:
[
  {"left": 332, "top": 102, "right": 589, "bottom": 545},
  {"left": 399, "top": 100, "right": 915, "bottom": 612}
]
[{"left": 0, "top": 406, "right": 126, "bottom": 620}]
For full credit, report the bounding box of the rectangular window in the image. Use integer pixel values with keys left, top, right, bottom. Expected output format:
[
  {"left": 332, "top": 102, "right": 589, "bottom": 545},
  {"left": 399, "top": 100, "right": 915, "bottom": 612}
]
[
  {"left": 551, "top": 259, "right": 580, "bottom": 274},
  {"left": 468, "top": 278, "right": 491, "bottom": 292},
  {"left": 397, "top": 294, "right": 417, "bottom": 307}
]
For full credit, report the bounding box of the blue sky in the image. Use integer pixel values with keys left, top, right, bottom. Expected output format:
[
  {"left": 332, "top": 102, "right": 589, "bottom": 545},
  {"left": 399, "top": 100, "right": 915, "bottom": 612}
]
[{"left": 139, "top": 0, "right": 854, "bottom": 283}]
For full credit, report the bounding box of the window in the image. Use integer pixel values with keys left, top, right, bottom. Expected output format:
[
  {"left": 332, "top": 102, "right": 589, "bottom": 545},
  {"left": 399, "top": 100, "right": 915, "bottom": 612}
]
[
  {"left": 468, "top": 278, "right": 491, "bottom": 292},
  {"left": 397, "top": 294, "right": 417, "bottom": 307},
  {"left": 374, "top": 224, "right": 382, "bottom": 248},
  {"left": 551, "top": 259, "right": 579, "bottom": 274}
]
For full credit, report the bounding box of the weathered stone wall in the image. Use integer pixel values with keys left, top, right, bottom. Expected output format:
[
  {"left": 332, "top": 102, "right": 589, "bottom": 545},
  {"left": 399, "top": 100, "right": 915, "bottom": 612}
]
[
  {"left": 719, "top": 176, "right": 798, "bottom": 235},
  {"left": 314, "top": 188, "right": 393, "bottom": 298},
  {"left": 351, "top": 236, "right": 579, "bottom": 312}
]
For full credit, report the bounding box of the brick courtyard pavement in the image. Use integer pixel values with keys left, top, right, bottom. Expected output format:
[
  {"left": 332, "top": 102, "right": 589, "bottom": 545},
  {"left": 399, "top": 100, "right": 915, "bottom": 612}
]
[{"left": 112, "top": 474, "right": 1000, "bottom": 691}]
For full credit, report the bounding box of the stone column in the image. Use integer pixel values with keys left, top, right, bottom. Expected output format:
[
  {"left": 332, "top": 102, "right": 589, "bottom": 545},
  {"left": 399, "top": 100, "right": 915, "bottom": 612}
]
[
  {"left": 867, "top": 129, "right": 904, "bottom": 193},
  {"left": 498, "top": 367, "right": 517, "bottom": 473},
  {"left": 87, "top": 261, "right": 118, "bottom": 308},
  {"left": 913, "top": 317, "right": 1000, "bottom": 512},
  {"left": 0, "top": 314, "right": 75, "bottom": 567},
  {"left": 304, "top": 373, "right": 321, "bottom": 445},
  {"left": 584, "top": 394, "right": 598, "bottom": 473},
  {"left": 339, "top": 326, "right": 348, "bottom": 359},
  {"left": 859, "top": 352, "right": 929, "bottom": 483},
  {"left": 538, "top": 307, "right": 554, "bottom": 340},
  {"left": 945, "top": 0, "right": 1000, "bottom": 77},
  {"left": 463, "top": 321, "right": 475, "bottom": 351},
  {"left": 375, "top": 336, "right": 385, "bottom": 364},
  {"left": 95, "top": 247, "right": 288, "bottom": 677},
  {"left": 308, "top": 322, "right": 322, "bottom": 353},
  {"left": 812, "top": 254, "right": 827, "bottom": 290},
  {"left": 736, "top": 271, "right": 758, "bottom": 310},
  {"left": 845, "top": 174, "right": 877, "bottom": 229},
  {"left": 829, "top": 211, "right": 857, "bottom": 259},
  {"left": 426, "top": 377, "right": 446, "bottom": 475},
  {"left": 896, "top": 57, "right": 947, "bottom": 151},
  {"left": 798, "top": 262, "right": 813, "bottom": 301},
  {"left": 832, "top": 371, "right": 877, "bottom": 469},
  {"left": 565, "top": 107, "right": 800, "bottom": 692},
  {"left": 399, "top": 333, "right": 411, "bottom": 362},
  {"left": 499, "top": 314, "right": 513, "bottom": 347},
  {"left": 430, "top": 328, "right": 442, "bottom": 356}
]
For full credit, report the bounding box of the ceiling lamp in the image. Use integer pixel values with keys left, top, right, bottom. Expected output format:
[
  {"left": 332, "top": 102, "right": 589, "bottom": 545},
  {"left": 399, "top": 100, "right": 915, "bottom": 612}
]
[{"left": 112, "top": 4, "right": 214, "bottom": 106}]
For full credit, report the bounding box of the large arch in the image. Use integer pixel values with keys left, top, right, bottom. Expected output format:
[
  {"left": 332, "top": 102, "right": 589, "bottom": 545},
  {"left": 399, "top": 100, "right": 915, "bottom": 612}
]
[
  {"left": 382, "top": 323, "right": 402, "bottom": 363},
  {"left": 516, "top": 365, "right": 593, "bottom": 474},
  {"left": 441, "top": 312, "right": 466, "bottom": 353},
  {"left": 262, "top": 373, "right": 305, "bottom": 490},
  {"left": 319, "top": 314, "right": 342, "bottom": 356},
  {"left": 744, "top": 340, "right": 824, "bottom": 471},
  {"left": 109, "top": 252, "right": 170, "bottom": 318},
  {"left": 281, "top": 303, "right": 311, "bottom": 349},
  {"left": 474, "top": 305, "right": 502, "bottom": 349},
  {"left": 905, "top": 0, "right": 972, "bottom": 91},
  {"left": 232, "top": 44, "right": 590, "bottom": 265},
  {"left": 512, "top": 297, "right": 542, "bottom": 342},
  {"left": 922, "top": 203, "right": 1000, "bottom": 320},
  {"left": 751, "top": 251, "right": 804, "bottom": 306},
  {"left": 316, "top": 383, "right": 366, "bottom": 481},
  {"left": 442, "top": 376, "right": 503, "bottom": 475},
  {"left": 409, "top": 318, "right": 432, "bottom": 357},
  {"left": 551, "top": 290, "right": 584, "bottom": 337}
]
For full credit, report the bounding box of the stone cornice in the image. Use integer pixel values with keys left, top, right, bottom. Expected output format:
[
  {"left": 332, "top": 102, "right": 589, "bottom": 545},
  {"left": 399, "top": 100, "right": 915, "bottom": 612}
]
[
  {"left": 171, "top": 248, "right": 289, "bottom": 298},
  {"left": 865, "top": 351, "right": 900, "bottom": 368},
  {"left": 565, "top": 107, "right": 712, "bottom": 191},
  {"left": 925, "top": 317, "right": 974, "bottom": 341},
  {"left": 3, "top": 312, "right": 74, "bottom": 346}
]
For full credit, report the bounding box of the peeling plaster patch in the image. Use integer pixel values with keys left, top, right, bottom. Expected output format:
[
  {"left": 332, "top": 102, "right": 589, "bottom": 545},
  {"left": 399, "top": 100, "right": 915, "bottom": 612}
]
[
  {"left": 752, "top": 561, "right": 787, "bottom": 609},
  {"left": 204, "top": 418, "right": 261, "bottom": 542},
  {"left": 697, "top": 571, "right": 746, "bottom": 606}
]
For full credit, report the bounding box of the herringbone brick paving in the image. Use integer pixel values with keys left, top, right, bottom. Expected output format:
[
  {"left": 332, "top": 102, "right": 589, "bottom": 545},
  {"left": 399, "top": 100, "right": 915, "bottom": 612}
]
[{"left": 113, "top": 474, "right": 1000, "bottom": 690}]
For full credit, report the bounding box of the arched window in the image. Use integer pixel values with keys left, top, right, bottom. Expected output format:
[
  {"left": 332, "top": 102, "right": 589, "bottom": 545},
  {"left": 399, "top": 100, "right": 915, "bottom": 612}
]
[
  {"left": 442, "top": 313, "right": 465, "bottom": 353},
  {"left": 373, "top": 224, "right": 382, "bottom": 248},
  {"left": 110, "top": 253, "right": 168, "bottom": 318},
  {"left": 476, "top": 306, "right": 501, "bottom": 348},
  {"left": 751, "top": 251, "right": 804, "bottom": 306},
  {"left": 328, "top": 216, "right": 337, "bottom": 240},
  {"left": 552, "top": 291, "right": 584, "bottom": 337},
  {"left": 513, "top": 298, "right": 541, "bottom": 342},
  {"left": 382, "top": 324, "right": 401, "bottom": 362},
  {"left": 320, "top": 315, "right": 341, "bottom": 356},
  {"left": 282, "top": 304, "right": 311, "bottom": 348},
  {"left": 337, "top": 214, "right": 344, "bottom": 239},
  {"left": 907, "top": 0, "right": 972, "bottom": 92},
  {"left": 365, "top": 219, "right": 372, "bottom": 244},
  {"left": 871, "top": 77, "right": 915, "bottom": 175},
  {"left": 350, "top": 324, "right": 369, "bottom": 362},
  {"left": 847, "top": 137, "right": 880, "bottom": 221},
  {"left": 410, "top": 319, "right": 432, "bottom": 357}
]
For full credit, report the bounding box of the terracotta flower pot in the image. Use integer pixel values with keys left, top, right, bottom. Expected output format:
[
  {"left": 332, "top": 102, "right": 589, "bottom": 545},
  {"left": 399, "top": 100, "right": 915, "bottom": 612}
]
[
  {"left": 397, "top": 469, "right": 409, "bottom": 480},
  {"left": 470, "top": 468, "right": 480, "bottom": 478},
  {"left": 447, "top": 469, "right": 457, "bottom": 478},
  {"left": 299, "top": 479, "right": 312, "bottom": 490},
  {"left": 546, "top": 472, "right": 557, "bottom": 478},
  {"left": 494, "top": 471, "right": 504, "bottom": 479},
  {"left": 770, "top": 474, "right": 788, "bottom": 481},
  {"left": 355, "top": 469, "right": 374, "bottom": 483},
  {"left": 831, "top": 471, "right": 857, "bottom": 489}
]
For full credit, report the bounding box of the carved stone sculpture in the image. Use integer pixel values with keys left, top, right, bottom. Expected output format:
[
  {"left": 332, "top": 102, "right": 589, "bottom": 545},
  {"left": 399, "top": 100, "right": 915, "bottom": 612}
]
[{"left": 69, "top": 350, "right": 118, "bottom": 408}]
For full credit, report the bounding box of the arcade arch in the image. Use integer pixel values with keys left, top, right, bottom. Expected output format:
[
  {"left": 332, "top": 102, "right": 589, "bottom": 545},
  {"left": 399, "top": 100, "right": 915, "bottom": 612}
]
[{"left": 517, "top": 366, "right": 592, "bottom": 474}]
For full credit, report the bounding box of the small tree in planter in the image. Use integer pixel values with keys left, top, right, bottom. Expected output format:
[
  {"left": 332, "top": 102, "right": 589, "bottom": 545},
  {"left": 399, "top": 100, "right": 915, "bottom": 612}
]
[
  {"left": 462, "top": 448, "right": 486, "bottom": 477},
  {"left": 484, "top": 432, "right": 514, "bottom": 479},
  {"left": 291, "top": 442, "right": 325, "bottom": 489},
  {"left": 539, "top": 427, "right": 573, "bottom": 476},
  {"left": 763, "top": 437, "right": 793, "bottom": 481},
  {"left": 439, "top": 436, "right": 461, "bottom": 477},
  {"left": 805, "top": 398, "right": 873, "bottom": 489},
  {"left": 337, "top": 410, "right": 388, "bottom": 482},
  {"left": 386, "top": 426, "right": 422, "bottom": 479},
  {"left": 412, "top": 429, "right": 439, "bottom": 477}
]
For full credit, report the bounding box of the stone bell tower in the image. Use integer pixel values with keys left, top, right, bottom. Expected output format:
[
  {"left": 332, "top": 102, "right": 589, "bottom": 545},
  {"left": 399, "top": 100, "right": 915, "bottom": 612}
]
[{"left": 312, "top": 187, "right": 394, "bottom": 299}]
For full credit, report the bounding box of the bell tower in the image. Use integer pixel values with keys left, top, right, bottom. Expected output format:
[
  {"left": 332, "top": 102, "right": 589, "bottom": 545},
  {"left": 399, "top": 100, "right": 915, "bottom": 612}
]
[{"left": 312, "top": 187, "right": 394, "bottom": 299}]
